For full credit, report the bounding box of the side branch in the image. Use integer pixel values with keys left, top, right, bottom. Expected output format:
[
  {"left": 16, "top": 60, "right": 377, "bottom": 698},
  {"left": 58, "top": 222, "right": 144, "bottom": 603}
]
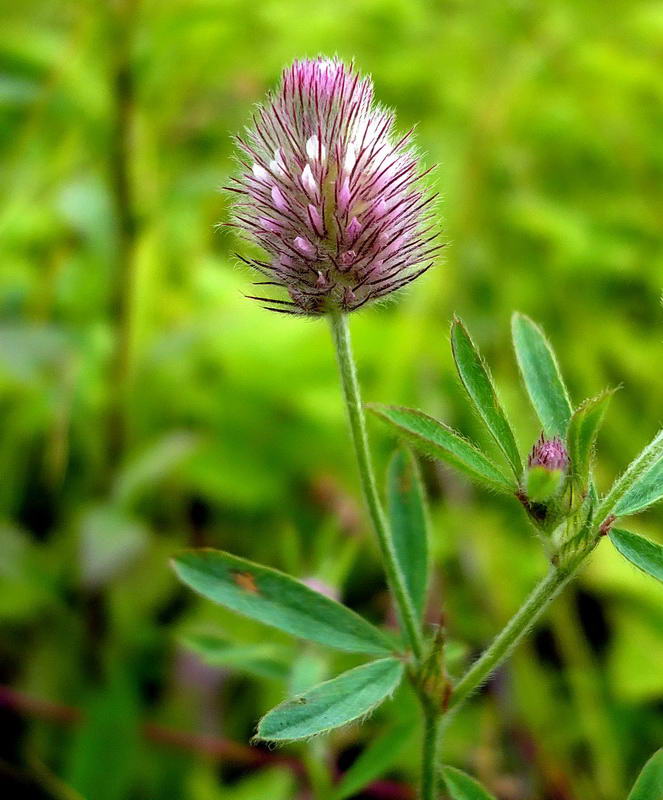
[{"left": 448, "top": 555, "right": 587, "bottom": 715}]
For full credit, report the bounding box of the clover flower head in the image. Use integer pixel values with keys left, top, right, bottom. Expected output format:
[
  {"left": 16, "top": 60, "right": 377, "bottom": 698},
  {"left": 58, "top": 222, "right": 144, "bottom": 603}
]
[
  {"left": 226, "top": 57, "right": 440, "bottom": 315},
  {"left": 528, "top": 434, "right": 569, "bottom": 472}
]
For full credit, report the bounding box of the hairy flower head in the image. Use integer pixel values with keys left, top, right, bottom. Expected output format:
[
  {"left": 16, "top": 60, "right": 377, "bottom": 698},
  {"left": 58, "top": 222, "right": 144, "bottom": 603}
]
[
  {"left": 528, "top": 434, "right": 569, "bottom": 472},
  {"left": 226, "top": 57, "right": 440, "bottom": 315}
]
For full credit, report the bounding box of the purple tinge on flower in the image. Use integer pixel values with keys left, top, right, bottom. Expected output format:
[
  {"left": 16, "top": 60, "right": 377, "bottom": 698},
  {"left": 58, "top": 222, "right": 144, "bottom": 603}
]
[
  {"left": 528, "top": 434, "right": 569, "bottom": 472},
  {"left": 226, "top": 57, "right": 440, "bottom": 315}
]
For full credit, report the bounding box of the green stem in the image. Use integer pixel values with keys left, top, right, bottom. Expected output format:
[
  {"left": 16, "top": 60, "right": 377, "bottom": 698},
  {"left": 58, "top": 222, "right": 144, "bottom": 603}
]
[
  {"left": 420, "top": 709, "right": 440, "bottom": 799},
  {"left": 329, "top": 310, "right": 424, "bottom": 660},
  {"left": 448, "top": 555, "right": 586, "bottom": 714}
]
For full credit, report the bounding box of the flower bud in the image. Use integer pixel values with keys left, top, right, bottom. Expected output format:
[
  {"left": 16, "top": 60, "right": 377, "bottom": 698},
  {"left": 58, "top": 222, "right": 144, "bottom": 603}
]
[
  {"left": 526, "top": 434, "right": 569, "bottom": 502},
  {"left": 227, "top": 58, "right": 440, "bottom": 316},
  {"left": 528, "top": 434, "right": 569, "bottom": 472}
]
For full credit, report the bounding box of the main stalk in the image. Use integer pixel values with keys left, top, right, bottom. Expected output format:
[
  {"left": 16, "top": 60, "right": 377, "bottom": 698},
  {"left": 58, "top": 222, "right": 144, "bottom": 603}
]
[{"left": 328, "top": 310, "right": 424, "bottom": 661}]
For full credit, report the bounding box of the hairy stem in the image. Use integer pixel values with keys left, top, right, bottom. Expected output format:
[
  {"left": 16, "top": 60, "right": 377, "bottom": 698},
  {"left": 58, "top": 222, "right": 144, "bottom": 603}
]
[
  {"left": 448, "top": 554, "right": 587, "bottom": 715},
  {"left": 329, "top": 310, "right": 423, "bottom": 660},
  {"left": 421, "top": 709, "right": 441, "bottom": 800}
]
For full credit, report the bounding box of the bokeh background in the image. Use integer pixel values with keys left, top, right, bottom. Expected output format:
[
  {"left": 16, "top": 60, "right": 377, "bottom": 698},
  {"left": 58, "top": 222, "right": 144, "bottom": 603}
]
[{"left": 1, "top": 1, "right": 662, "bottom": 798}]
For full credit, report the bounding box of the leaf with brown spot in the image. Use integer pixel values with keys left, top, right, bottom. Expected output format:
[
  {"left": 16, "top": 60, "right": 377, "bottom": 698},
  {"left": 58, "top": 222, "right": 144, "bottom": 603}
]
[
  {"left": 232, "top": 570, "right": 259, "bottom": 594},
  {"left": 173, "top": 549, "right": 394, "bottom": 655}
]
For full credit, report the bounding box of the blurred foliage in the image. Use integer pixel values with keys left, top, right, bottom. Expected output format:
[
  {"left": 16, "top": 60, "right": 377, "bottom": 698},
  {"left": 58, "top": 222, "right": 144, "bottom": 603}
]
[{"left": 1, "top": 0, "right": 662, "bottom": 798}]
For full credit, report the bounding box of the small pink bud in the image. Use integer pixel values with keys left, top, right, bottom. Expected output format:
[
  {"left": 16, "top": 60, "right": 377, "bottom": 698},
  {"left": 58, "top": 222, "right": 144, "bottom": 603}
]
[
  {"left": 293, "top": 235, "right": 316, "bottom": 258},
  {"left": 337, "top": 177, "right": 351, "bottom": 215},
  {"left": 342, "top": 287, "right": 357, "bottom": 307},
  {"left": 271, "top": 185, "right": 289, "bottom": 212},
  {"left": 259, "top": 217, "right": 281, "bottom": 234},
  {"left": 374, "top": 199, "right": 389, "bottom": 218},
  {"left": 307, "top": 204, "right": 324, "bottom": 236},
  {"left": 339, "top": 250, "right": 357, "bottom": 270},
  {"left": 528, "top": 435, "right": 569, "bottom": 472},
  {"left": 380, "top": 234, "right": 405, "bottom": 258},
  {"left": 346, "top": 217, "right": 362, "bottom": 242},
  {"left": 526, "top": 435, "right": 568, "bottom": 504}
]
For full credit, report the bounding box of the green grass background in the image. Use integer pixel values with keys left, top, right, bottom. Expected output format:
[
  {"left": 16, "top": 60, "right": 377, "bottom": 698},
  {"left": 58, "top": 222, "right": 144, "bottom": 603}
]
[{"left": 1, "top": 0, "right": 662, "bottom": 798}]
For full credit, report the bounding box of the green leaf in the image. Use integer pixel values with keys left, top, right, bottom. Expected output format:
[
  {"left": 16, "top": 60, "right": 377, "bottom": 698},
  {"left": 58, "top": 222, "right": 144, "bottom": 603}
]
[
  {"left": 511, "top": 313, "right": 572, "bottom": 437},
  {"left": 255, "top": 658, "right": 404, "bottom": 742},
  {"left": 442, "top": 766, "right": 497, "bottom": 800},
  {"left": 609, "top": 528, "right": 663, "bottom": 583},
  {"left": 173, "top": 550, "right": 393, "bottom": 655},
  {"left": 627, "top": 749, "right": 663, "bottom": 800},
  {"left": 181, "top": 633, "right": 290, "bottom": 680},
  {"left": 387, "top": 448, "right": 429, "bottom": 619},
  {"left": 614, "top": 448, "right": 663, "bottom": 517},
  {"left": 567, "top": 389, "right": 614, "bottom": 490},
  {"left": 599, "top": 430, "right": 663, "bottom": 519},
  {"left": 330, "top": 722, "right": 414, "bottom": 800},
  {"left": 369, "top": 405, "right": 514, "bottom": 493},
  {"left": 451, "top": 317, "right": 522, "bottom": 478}
]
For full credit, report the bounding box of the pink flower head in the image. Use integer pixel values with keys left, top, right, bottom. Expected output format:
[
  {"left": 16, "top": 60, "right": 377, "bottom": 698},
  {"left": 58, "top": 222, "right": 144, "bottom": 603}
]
[
  {"left": 227, "top": 58, "right": 440, "bottom": 315},
  {"left": 528, "top": 434, "right": 569, "bottom": 472}
]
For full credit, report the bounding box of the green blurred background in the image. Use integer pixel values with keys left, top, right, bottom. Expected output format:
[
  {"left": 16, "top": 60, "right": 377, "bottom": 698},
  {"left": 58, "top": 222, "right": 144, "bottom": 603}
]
[{"left": 1, "top": 1, "right": 662, "bottom": 798}]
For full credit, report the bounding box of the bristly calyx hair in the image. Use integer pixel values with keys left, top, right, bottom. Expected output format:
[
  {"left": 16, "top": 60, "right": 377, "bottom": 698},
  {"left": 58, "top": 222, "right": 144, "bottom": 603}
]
[
  {"left": 225, "top": 57, "right": 441, "bottom": 315},
  {"left": 528, "top": 434, "right": 569, "bottom": 473}
]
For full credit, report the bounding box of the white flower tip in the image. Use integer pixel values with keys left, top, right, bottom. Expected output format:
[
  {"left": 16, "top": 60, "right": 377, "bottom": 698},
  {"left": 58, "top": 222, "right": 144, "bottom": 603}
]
[
  {"left": 269, "top": 148, "right": 286, "bottom": 177},
  {"left": 306, "top": 135, "right": 327, "bottom": 163},
  {"left": 269, "top": 160, "right": 285, "bottom": 177},
  {"left": 252, "top": 163, "right": 269, "bottom": 181},
  {"left": 344, "top": 143, "right": 357, "bottom": 173},
  {"left": 301, "top": 164, "right": 318, "bottom": 197}
]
